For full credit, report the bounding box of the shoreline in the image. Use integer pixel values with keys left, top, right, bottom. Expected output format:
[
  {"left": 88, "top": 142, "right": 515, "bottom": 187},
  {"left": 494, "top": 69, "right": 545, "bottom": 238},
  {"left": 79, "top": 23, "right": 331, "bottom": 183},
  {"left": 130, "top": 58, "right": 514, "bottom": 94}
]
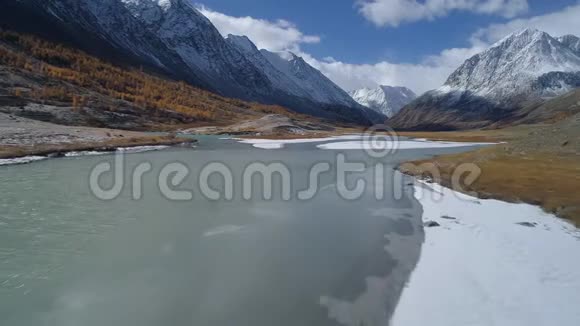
[
  {"left": 0, "top": 136, "right": 197, "bottom": 163},
  {"left": 391, "top": 179, "right": 580, "bottom": 326},
  {"left": 0, "top": 111, "right": 197, "bottom": 162},
  {"left": 397, "top": 146, "right": 580, "bottom": 225},
  {"left": 396, "top": 126, "right": 580, "bottom": 225}
]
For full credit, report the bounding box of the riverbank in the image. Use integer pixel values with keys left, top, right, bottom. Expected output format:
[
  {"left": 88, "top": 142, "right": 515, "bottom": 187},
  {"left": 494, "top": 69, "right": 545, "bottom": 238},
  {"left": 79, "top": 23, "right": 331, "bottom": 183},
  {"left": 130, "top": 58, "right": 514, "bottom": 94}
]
[
  {"left": 0, "top": 112, "right": 195, "bottom": 160},
  {"left": 391, "top": 180, "right": 580, "bottom": 326},
  {"left": 398, "top": 115, "right": 580, "bottom": 224}
]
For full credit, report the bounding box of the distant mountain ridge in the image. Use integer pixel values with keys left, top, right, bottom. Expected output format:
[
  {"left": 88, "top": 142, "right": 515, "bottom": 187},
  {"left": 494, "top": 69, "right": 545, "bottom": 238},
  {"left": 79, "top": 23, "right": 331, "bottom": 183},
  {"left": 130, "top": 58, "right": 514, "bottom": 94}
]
[
  {"left": 0, "top": 0, "right": 380, "bottom": 124},
  {"left": 349, "top": 86, "right": 416, "bottom": 118},
  {"left": 389, "top": 28, "right": 580, "bottom": 130}
]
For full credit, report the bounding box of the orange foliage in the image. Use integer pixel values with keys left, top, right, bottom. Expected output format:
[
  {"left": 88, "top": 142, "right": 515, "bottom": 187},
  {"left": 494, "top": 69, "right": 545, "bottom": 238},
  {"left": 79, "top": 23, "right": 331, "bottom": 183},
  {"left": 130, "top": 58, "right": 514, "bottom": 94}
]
[{"left": 0, "top": 30, "right": 291, "bottom": 122}]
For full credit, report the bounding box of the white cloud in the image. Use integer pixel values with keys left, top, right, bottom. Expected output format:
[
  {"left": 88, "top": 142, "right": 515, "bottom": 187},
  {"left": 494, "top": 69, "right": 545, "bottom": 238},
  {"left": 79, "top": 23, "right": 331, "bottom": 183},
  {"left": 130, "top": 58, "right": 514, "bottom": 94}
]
[
  {"left": 198, "top": 3, "right": 580, "bottom": 95},
  {"left": 357, "top": 0, "right": 529, "bottom": 27},
  {"left": 304, "top": 45, "right": 486, "bottom": 94},
  {"left": 472, "top": 3, "right": 580, "bottom": 44},
  {"left": 197, "top": 4, "right": 478, "bottom": 93},
  {"left": 197, "top": 6, "right": 320, "bottom": 52}
]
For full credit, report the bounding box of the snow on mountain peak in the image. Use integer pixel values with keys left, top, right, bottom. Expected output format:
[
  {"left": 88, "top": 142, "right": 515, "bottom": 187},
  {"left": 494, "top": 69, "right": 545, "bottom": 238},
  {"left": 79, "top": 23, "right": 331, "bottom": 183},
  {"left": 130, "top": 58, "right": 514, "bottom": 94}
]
[
  {"left": 225, "top": 34, "right": 258, "bottom": 54},
  {"left": 444, "top": 28, "right": 580, "bottom": 102},
  {"left": 259, "top": 50, "right": 358, "bottom": 107},
  {"left": 121, "top": 0, "right": 276, "bottom": 99},
  {"left": 349, "top": 85, "right": 417, "bottom": 117},
  {"left": 157, "top": 0, "right": 171, "bottom": 11}
]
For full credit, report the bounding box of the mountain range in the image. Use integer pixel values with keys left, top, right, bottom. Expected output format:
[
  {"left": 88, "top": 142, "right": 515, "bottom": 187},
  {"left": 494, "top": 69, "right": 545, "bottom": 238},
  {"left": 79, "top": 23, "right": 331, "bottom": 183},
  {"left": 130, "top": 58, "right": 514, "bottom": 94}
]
[
  {"left": 389, "top": 28, "right": 580, "bottom": 130},
  {"left": 349, "top": 86, "right": 416, "bottom": 118},
  {"left": 0, "top": 0, "right": 382, "bottom": 124},
  {"left": 1, "top": 1, "right": 579, "bottom": 130}
]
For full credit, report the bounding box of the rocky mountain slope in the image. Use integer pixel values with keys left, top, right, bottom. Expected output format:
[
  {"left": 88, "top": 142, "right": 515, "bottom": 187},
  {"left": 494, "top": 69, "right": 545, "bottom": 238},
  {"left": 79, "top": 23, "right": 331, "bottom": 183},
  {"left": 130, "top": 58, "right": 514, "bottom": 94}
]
[
  {"left": 0, "top": 0, "right": 209, "bottom": 88},
  {"left": 0, "top": 30, "right": 297, "bottom": 130},
  {"left": 1, "top": 0, "right": 376, "bottom": 124},
  {"left": 390, "top": 28, "right": 580, "bottom": 130},
  {"left": 225, "top": 35, "right": 311, "bottom": 101},
  {"left": 225, "top": 34, "right": 364, "bottom": 109},
  {"left": 120, "top": 0, "right": 274, "bottom": 101},
  {"left": 558, "top": 35, "right": 580, "bottom": 56},
  {"left": 349, "top": 85, "right": 416, "bottom": 117},
  {"left": 259, "top": 50, "right": 358, "bottom": 107}
]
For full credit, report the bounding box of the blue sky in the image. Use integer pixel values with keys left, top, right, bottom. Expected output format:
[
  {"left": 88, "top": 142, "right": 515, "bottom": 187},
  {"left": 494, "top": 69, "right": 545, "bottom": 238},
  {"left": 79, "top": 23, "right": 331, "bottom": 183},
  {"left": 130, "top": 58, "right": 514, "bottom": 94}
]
[{"left": 195, "top": 0, "right": 580, "bottom": 93}]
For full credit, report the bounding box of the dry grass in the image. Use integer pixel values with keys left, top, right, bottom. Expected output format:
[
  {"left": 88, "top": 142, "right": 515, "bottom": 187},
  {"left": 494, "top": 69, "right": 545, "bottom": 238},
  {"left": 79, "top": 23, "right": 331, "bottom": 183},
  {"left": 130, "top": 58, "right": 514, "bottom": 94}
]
[
  {"left": 397, "top": 125, "right": 535, "bottom": 143},
  {"left": 400, "top": 146, "right": 580, "bottom": 225},
  {"left": 0, "top": 30, "right": 297, "bottom": 124}
]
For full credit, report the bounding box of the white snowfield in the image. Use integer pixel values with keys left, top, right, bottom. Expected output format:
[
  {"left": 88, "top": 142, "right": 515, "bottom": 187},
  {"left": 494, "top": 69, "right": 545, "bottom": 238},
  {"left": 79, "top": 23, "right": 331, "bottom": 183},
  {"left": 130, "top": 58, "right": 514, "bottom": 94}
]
[
  {"left": 233, "top": 135, "right": 365, "bottom": 149},
  {"left": 234, "top": 136, "right": 494, "bottom": 150},
  {"left": 317, "top": 140, "right": 492, "bottom": 150},
  {"left": 391, "top": 181, "right": 580, "bottom": 326}
]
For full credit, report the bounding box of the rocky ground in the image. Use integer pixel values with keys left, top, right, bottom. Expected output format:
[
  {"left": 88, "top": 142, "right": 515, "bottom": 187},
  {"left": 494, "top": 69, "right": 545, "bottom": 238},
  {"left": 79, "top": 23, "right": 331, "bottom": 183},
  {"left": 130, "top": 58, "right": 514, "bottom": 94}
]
[
  {"left": 0, "top": 112, "right": 194, "bottom": 159},
  {"left": 181, "top": 114, "right": 340, "bottom": 137}
]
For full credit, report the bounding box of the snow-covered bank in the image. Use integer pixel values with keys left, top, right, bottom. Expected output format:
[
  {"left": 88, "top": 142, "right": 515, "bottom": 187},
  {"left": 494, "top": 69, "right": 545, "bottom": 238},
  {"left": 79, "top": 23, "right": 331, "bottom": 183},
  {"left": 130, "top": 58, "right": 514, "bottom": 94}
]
[
  {"left": 65, "top": 145, "right": 170, "bottom": 157},
  {"left": 317, "top": 140, "right": 494, "bottom": 150},
  {"left": 115, "top": 145, "right": 170, "bottom": 154},
  {"left": 0, "top": 146, "right": 172, "bottom": 166},
  {"left": 0, "top": 156, "right": 48, "bottom": 166},
  {"left": 233, "top": 135, "right": 494, "bottom": 150},
  {"left": 233, "top": 135, "right": 364, "bottom": 149},
  {"left": 391, "top": 181, "right": 580, "bottom": 326}
]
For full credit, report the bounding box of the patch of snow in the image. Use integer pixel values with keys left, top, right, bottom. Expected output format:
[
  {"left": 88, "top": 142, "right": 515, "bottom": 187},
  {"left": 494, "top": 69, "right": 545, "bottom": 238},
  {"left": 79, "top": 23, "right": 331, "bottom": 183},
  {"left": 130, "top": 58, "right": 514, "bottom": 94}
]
[
  {"left": 116, "top": 145, "right": 170, "bottom": 153},
  {"left": 0, "top": 156, "right": 48, "bottom": 166},
  {"left": 47, "top": 8, "right": 65, "bottom": 22},
  {"left": 65, "top": 151, "right": 111, "bottom": 157},
  {"left": 234, "top": 135, "right": 365, "bottom": 149},
  {"left": 391, "top": 180, "right": 580, "bottom": 326},
  {"left": 317, "top": 140, "right": 493, "bottom": 150}
]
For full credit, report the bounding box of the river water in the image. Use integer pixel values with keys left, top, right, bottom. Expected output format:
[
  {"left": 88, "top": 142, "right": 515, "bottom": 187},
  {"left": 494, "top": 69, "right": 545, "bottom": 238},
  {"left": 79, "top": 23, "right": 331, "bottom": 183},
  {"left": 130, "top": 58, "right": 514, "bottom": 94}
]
[{"left": 0, "top": 136, "right": 476, "bottom": 326}]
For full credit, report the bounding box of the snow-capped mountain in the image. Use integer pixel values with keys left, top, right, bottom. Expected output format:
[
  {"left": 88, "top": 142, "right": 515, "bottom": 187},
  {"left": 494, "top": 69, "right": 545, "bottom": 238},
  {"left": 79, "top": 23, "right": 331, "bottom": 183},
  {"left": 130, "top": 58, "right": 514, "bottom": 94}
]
[
  {"left": 349, "top": 86, "right": 416, "bottom": 118},
  {"left": 260, "top": 50, "right": 359, "bottom": 107},
  {"left": 3, "top": 0, "right": 378, "bottom": 124},
  {"left": 443, "top": 28, "right": 580, "bottom": 102},
  {"left": 224, "top": 35, "right": 311, "bottom": 100},
  {"left": 120, "top": 0, "right": 369, "bottom": 120},
  {"left": 389, "top": 28, "right": 580, "bottom": 130},
  {"left": 226, "top": 34, "right": 361, "bottom": 109},
  {"left": 120, "top": 0, "right": 274, "bottom": 101},
  {"left": 1, "top": 0, "right": 210, "bottom": 88}
]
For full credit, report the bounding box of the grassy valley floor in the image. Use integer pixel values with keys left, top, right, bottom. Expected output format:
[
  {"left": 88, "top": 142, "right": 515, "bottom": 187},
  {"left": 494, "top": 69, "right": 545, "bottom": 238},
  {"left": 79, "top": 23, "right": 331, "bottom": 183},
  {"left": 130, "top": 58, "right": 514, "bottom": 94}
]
[{"left": 398, "top": 115, "right": 580, "bottom": 225}]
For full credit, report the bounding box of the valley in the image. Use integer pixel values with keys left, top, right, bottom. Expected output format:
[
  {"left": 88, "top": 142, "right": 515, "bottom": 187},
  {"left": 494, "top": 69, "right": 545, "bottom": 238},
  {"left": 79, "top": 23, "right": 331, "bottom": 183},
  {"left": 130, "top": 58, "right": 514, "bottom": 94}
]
[{"left": 1, "top": 1, "right": 580, "bottom": 325}]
